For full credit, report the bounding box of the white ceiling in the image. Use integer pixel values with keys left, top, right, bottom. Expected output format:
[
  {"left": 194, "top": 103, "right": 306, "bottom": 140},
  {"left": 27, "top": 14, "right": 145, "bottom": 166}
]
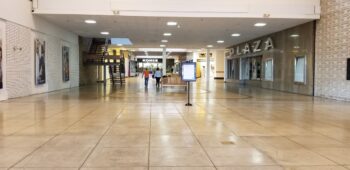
[{"left": 39, "top": 14, "right": 314, "bottom": 49}]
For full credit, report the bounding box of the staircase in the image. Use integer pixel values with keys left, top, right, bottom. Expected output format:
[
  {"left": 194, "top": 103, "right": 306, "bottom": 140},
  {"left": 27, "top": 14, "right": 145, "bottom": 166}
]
[
  {"left": 109, "top": 64, "right": 125, "bottom": 85},
  {"left": 82, "top": 38, "right": 126, "bottom": 85}
]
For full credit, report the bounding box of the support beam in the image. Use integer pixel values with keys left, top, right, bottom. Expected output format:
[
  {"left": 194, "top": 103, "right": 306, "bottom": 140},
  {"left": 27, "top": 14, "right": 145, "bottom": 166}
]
[
  {"left": 162, "top": 47, "right": 167, "bottom": 76},
  {"left": 206, "top": 48, "right": 210, "bottom": 91}
]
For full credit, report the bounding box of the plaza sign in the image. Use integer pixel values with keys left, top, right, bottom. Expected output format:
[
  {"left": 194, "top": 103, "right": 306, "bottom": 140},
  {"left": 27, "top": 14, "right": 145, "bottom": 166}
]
[{"left": 230, "top": 37, "right": 274, "bottom": 56}]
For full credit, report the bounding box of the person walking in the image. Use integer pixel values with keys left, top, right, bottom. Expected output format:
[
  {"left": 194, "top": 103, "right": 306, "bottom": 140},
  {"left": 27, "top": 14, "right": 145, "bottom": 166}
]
[
  {"left": 154, "top": 67, "right": 162, "bottom": 88},
  {"left": 142, "top": 68, "right": 150, "bottom": 87}
]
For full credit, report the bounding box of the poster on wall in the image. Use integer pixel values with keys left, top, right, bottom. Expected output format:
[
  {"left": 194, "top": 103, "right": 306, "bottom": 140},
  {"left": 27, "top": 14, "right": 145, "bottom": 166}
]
[
  {"left": 0, "top": 29, "right": 3, "bottom": 89},
  {"left": 34, "top": 39, "right": 46, "bottom": 85},
  {"left": 62, "top": 46, "right": 69, "bottom": 82}
]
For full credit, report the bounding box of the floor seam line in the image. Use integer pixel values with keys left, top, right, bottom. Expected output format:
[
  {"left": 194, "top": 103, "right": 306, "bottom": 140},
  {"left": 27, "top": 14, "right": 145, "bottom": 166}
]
[
  {"left": 78, "top": 107, "right": 125, "bottom": 169},
  {"left": 8, "top": 106, "right": 102, "bottom": 169}
]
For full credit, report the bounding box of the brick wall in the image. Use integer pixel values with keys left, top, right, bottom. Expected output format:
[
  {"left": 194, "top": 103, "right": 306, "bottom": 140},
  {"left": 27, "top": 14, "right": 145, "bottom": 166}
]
[
  {"left": 6, "top": 22, "right": 33, "bottom": 98},
  {"left": 315, "top": 0, "right": 350, "bottom": 100},
  {"left": 4, "top": 21, "right": 79, "bottom": 99}
]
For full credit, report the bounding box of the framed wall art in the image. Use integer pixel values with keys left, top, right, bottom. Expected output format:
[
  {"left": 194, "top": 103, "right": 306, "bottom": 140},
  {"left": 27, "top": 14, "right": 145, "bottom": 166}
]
[
  {"left": 62, "top": 46, "right": 69, "bottom": 82},
  {"left": 34, "top": 39, "right": 46, "bottom": 85}
]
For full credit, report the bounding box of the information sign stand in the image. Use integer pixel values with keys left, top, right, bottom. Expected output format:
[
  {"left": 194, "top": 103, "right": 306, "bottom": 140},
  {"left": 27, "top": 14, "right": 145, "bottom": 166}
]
[
  {"left": 185, "top": 82, "right": 192, "bottom": 106},
  {"left": 181, "top": 62, "right": 196, "bottom": 107}
]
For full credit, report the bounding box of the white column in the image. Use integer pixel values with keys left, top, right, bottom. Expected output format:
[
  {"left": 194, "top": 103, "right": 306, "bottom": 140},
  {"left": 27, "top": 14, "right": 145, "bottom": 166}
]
[
  {"left": 206, "top": 48, "right": 210, "bottom": 90},
  {"left": 162, "top": 47, "right": 167, "bottom": 75},
  {"left": 224, "top": 56, "right": 227, "bottom": 82}
]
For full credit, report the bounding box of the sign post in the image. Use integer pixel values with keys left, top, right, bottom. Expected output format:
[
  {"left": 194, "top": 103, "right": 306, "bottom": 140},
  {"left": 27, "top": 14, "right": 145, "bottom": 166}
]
[{"left": 181, "top": 62, "right": 196, "bottom": 106}]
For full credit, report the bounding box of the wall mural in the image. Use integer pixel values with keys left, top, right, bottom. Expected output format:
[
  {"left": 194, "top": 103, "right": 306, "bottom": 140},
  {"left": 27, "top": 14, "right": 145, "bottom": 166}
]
[
  {"left": 62, "top": 46, "right": 69, "bottom": 82},
  {"left": 34, "top": 39, "right": 46, "bottom": 85},
  {"left": 0, "top": 29, "right": 3, "bottom": 89}
]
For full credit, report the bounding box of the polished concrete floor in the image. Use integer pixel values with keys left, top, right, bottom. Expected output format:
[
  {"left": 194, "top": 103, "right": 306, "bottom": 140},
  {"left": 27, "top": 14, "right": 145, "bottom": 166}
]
[{"left": 0, "top": 77, "right": 350, "bottom": 170}]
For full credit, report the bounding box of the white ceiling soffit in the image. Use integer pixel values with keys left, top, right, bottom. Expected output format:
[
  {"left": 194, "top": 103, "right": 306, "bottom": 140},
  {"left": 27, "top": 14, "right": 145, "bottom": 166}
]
[
  {"left": 38, "top": 15, "right": 314, "bottom": 49},
  {"left": 33, "top": 0, "right": 320, "bottom": 19}
]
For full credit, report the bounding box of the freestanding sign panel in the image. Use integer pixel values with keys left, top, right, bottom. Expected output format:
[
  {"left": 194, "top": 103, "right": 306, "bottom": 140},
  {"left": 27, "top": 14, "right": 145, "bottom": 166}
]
[
  {"left": 181, "top": 62, "right": 196, "bottom": 82},
  {"left": 181, "top": 62, "right": 196, "bottom": 106}
]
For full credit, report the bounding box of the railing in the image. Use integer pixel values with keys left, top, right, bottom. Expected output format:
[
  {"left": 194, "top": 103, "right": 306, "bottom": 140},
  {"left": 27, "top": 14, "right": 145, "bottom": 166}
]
[{"left": 83, "top": 53, "right": 123, "bottom": 65}]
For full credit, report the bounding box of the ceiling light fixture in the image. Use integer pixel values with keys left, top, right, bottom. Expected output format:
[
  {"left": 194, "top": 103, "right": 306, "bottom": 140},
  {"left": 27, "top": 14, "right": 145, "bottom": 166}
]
[
  {"left": 290, "top": 34, "right": 300, "bottom": 38},
  {"left": 231, "top": 33, "right": 241, "bottom": 37},
  {"left": 85, "top": 20, "right": 96, "bottom": 24},
  {"left": 117, "top": 44, "right": 123, "bottom": 46},
  {"left": 217, "top": 40, "right": 225, "bottom": 44},
  {"left": 254, "top": 23, "right": 267, "bottom": 27},
  {"left": 100, "top": 32, "right": 109, "bottom": 35},
  {"left": 163, "top": 33, "right": 172, "bottom": 36},
  {"left": 160, "top": 44, "right": 166, "bottom": 48},
  {"left": 207, "top": 45, "right": 213, "bottom": 48},
  {"left": 161, "top": 40, "right": 168, "bottom": 43},
  {"left": 167, "top": 21, "right": 177, "bottom": 26}
]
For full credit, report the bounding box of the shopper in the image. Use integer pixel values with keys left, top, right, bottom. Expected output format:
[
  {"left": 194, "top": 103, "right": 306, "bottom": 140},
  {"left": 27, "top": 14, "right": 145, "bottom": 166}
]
[
  {"left": 154, "top": 67, "right": 162, "bottom": 88},
  {"left": 142, "top": 68, "right": 150, "bottom": 87}
]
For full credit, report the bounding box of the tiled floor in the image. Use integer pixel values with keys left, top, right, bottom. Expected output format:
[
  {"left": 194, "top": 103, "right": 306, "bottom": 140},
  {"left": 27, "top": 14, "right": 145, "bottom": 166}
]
[{"left": 0, "top": 77, "right": 350, "bottom": 169}]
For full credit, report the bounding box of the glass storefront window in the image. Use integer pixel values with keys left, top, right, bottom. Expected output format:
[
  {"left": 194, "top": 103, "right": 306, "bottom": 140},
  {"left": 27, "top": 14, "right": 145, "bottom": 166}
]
[
  {"left": 241, "top": 56, "right": 262, "bottom": 81},
  {"left": 226, "top": 59, "right": 240, "bottom": 80},
  {"left": 294, "top": 56, "right": 306, "bottom": 83},
  {"left": 264, "top": 59, "right": 273, "bottom": 81}
]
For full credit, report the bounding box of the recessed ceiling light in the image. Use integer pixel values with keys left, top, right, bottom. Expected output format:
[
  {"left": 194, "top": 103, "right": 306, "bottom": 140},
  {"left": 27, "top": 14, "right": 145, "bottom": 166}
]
[
  {"left": 290, "top": 34, "right": 300, "bottom": 38},
  {"left": 85, "top": 20, "right": 96, "bottom": 24},
  {"left": 217, "top": 40, "right": 225, "bottom": 44},
  {"left": 100, "top": 32, "right": 109, "bottom": 35},
  {"left": 160, "top": 44, "right": 166, "bottom": 48},
  {"left": 161, "top": 40, "right": 168, "bottom": 43},
  {"left": 167, "top": 21, "right": 177, "bottom": 26},
  {"left": 254, "top": 23, "right": 267, "bottom": 27},
  {"left": 117, "top": 44, "right": 123, "bottom": 46},
  {"left": 207, "top": 45, "right": 213, "bottom": 48},
  {"left": 163, "top": 33, "right": 172, "bottom": 36},
  {"left": 231, "top": 33, "right": 241, "bottom": 37}
]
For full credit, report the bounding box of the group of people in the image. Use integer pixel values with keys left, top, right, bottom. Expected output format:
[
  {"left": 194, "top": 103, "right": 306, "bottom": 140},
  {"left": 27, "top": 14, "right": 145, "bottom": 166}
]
[{"left": 142, "top": 68, "right": 162, "bottom": 88}]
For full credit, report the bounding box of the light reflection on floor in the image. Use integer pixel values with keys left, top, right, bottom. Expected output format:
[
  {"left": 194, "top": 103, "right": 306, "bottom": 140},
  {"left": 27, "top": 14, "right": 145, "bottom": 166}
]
[{"left": 0, "top": 77, "right": 349, "bottom": 169}]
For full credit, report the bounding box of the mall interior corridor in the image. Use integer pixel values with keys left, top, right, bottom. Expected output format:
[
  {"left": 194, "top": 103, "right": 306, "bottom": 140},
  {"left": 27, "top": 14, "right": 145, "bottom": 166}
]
[
  {"left": 0, "top": 78, "right": 349, "bottom": 169},
  {"left": 2, "top": 0, "right": 350, "bottom": 169}
]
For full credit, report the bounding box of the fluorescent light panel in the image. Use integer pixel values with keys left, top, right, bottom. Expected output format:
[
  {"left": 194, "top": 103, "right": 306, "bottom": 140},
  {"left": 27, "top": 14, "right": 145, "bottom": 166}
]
[
  {"left": 85, "top": 20, "right": 96, "bottom": 24},
  {"left": 167, "top": 21, "right": 177, "bottom": 26},
  {"left": 232, "top": 33, "right": 241, "bottom": 37},
  {"left": 163, "top": 33, "right": 172, "bottom": 36},
  {"left": 254, "top": 23, "right": 267, "bottom": 27},
  {"left": 100, "top": 32, "right": 109, "bottom": 35}
]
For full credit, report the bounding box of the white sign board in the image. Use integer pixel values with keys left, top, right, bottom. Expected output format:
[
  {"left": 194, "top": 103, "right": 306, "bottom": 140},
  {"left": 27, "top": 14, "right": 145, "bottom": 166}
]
[{"left": 182, "top": 63, "right": 196, "bottom": 82}]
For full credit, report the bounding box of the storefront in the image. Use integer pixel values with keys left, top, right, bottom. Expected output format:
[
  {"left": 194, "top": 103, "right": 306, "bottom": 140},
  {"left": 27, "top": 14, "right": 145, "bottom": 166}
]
[
  {"left": 137, "top": 58, "right": 163, "bottom": 72},
  {"left": 225, "top": 22, "right": 315, "bottom": 95}
]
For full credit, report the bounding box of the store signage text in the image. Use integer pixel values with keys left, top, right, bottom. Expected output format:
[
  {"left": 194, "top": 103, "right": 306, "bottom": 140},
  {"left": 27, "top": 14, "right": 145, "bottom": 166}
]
[
  {"left": 230, "top": 37, "right": 274, "bottom": 56},
  {"left": 137, "top": 58, "right": 163, "bottom": 63}
]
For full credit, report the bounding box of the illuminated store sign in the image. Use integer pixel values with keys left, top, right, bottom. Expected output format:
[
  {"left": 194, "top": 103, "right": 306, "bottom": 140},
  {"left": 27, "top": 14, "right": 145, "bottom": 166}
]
[
  {"left": 137, "top": 58, "right": 163, "bottom": 63},
  {"left": 230, "top": 37, "right": 274, "bottom": 56}
]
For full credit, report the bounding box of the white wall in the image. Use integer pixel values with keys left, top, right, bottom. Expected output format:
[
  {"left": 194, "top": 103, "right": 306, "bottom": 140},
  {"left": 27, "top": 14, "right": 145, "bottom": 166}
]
[
  {"left": 0, "top": 0, "right": 79, "bottom": 100},
  {"left": 214, "top": 50, "right": 225, "bottom": 78},
  {"left": 34, "top": 0, "right": 320, "bottom": 19}
]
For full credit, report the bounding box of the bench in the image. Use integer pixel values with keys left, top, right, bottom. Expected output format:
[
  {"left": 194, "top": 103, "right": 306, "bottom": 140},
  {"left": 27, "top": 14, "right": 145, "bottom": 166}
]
[{"left": 161, "top": 75, "right": 187, "bottom": 89}]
